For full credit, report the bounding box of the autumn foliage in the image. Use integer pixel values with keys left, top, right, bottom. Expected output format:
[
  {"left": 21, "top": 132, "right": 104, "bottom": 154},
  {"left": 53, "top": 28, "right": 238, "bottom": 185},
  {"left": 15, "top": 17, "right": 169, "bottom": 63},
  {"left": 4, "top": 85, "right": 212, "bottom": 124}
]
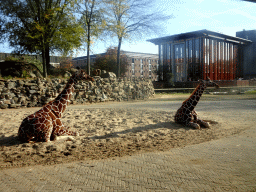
[{"left": 94, "top": 47, "right": 129, "bottom": 77}]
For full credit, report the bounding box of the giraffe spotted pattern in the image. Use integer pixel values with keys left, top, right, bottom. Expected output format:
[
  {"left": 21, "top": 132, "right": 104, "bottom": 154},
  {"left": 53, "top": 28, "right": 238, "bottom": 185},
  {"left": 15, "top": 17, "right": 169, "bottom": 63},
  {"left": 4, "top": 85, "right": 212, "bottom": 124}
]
[
  {"left": 174, "top": 78, "right": 219, "bottom": 129},
  {"left": 18, "top": 70, "right": 94, "bottom": 142}
]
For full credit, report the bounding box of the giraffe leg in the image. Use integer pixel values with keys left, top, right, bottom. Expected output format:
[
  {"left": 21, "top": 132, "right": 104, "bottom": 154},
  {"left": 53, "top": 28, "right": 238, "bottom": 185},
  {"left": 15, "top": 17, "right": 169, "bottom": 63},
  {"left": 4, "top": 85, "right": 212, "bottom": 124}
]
[
  {"left": 192, "top": 110, "right": 198, "bottom": 121},
  {"left": 192, "top": 110, "right": 210, "bottom": 128},
  {"left": 186, "top": 113, "right": 200, "bottom": 129},
  {"left": 52, "top": 118, "right": 79, "bottom": 138},
  {"left": 197, "top": 119, "right": 210, "bottom": 128},
  {"left": 187, "top": 121, "right": 201, "bottom": 129}
]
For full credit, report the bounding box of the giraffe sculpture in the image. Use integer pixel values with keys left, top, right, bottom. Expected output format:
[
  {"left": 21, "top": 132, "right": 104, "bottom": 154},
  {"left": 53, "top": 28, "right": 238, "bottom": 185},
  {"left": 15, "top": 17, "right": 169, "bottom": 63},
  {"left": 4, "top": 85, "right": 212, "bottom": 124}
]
[
  {"left": 174, "top": 77, "right": 219, "bottom": 129},
  {"left": 18, "top": 70, "right": 94, "bottom": 142}
]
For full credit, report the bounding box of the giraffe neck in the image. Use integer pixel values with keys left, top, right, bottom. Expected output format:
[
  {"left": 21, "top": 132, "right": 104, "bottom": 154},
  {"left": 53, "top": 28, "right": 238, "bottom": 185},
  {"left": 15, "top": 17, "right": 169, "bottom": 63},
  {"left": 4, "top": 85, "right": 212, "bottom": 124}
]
[
  {"left": 50, "top": 76, "right": 77, "bottom": 118},
  {"left": 183, "top": 82, "right": 207, "bottom": 111}
]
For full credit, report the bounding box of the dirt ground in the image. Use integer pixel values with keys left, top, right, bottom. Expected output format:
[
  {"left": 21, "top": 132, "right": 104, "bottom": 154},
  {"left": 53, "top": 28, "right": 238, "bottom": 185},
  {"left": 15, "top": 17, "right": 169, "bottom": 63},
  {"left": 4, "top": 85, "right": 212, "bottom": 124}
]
[{"left": 0, "top": 94, "right": 255, "bottom": 170}]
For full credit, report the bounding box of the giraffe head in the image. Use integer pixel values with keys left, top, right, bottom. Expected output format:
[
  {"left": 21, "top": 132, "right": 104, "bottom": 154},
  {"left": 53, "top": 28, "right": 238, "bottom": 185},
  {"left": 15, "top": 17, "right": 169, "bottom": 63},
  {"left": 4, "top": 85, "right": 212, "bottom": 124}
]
[
  {"left": 73, "top": 69, "right": 94, "bottom": 82},
  {"left": 202, "top": 77, "right": 219, "bottom": 88}
]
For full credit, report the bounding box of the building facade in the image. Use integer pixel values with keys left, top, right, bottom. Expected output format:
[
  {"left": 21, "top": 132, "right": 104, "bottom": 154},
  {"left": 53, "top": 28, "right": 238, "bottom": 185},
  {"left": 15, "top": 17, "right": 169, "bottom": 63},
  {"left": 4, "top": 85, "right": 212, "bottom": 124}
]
[
  {"left": 236, "top": 30, "right": 256, "bottom": 79},
  {"left": 72, "top": 55, "right": 97, "bottom": 69},
  {"left": 72, "top": 51, "right": 159, "bottom": 80},
  {"left": 123, "top": 51, "right": 158, "bottom": 80},
  {"left": 148, "top": 29, "right": 252, "bottom": 82}
]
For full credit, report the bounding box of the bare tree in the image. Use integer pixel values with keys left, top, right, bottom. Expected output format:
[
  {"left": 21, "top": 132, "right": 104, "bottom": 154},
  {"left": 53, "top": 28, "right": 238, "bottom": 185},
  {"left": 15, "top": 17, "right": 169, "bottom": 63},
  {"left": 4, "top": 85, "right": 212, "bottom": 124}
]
[
  {"left": 103, "top": 0, "right": 172, "bottom": 78},
  {"left": 79, "top": 0, "right": 105, "bottom": 75}
]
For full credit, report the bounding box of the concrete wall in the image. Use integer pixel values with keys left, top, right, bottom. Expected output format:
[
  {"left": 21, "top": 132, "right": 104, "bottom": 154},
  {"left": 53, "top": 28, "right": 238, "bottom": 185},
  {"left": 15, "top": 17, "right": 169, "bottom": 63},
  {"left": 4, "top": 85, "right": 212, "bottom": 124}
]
[{"left": 0, "top": 77, "right": 155, "bottom": 109}]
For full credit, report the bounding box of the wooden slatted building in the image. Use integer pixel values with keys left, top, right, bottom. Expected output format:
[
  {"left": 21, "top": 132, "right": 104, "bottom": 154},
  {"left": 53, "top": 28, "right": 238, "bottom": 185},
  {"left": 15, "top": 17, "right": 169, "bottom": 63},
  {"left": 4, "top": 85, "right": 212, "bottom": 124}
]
[{"left": 148, "top": 29, "right": 252, "bottom": 82}]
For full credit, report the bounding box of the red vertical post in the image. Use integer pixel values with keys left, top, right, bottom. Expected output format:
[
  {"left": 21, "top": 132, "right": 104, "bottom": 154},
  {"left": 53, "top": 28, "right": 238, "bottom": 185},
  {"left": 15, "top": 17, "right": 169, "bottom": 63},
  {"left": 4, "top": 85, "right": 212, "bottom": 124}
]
[
  {"left": 214, "top": 40, "right": 218, "bottom": 80},
  {"left": 229, "top": 43, "right": 233, "bottom": 80},
  {"left": 209, "top": 39, "right": 213, "bottom": 80},
  {"left": 202, "top": 38, "right": 206, "bottom": 80},
  {"left": 216, "top": 41, "right": 220, "bottom": 80},
  {"left": 224, "top": 42, "right": 227, "bottom": 80},
  {"left": 234, "top": 45, "right": 238, "bottom": 79},
  {"left": 220, "top": 42, "right": 223, "bottom": 80}
]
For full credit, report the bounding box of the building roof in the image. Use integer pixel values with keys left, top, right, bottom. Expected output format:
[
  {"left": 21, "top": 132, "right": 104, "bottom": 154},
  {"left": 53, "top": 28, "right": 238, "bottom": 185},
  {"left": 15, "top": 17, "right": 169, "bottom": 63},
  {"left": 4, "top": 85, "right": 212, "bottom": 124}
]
[
  {"left": 73, "top": 50, "right": 158, "bottom": 61},
  {"left": 147, "top": 29, "right": 252, "bottom": 45},
  {"left": 72, "top": 55, "right": 97, "bottom": 61},
  {"left": 121, "top": 51, "right": 158, "bottom": 59}
]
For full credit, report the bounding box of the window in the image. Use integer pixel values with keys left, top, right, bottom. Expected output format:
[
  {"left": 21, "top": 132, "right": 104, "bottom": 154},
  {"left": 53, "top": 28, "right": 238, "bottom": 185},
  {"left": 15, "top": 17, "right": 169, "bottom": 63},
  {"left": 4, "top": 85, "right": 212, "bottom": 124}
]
[
  {"left": 174, "top": 43, "right": 186, "bottom": 81},
  {"left": 140, "top": 62, "right": 144, "bottom": 76},
  {"left": 131, "top": 63, "right": 135, "bottom": 76},
  {"left": 174, "top": 44, "right": 185, "bottom": 64},
  {"left": 149, "top": 63, "right": 152, "bottom": 78}
]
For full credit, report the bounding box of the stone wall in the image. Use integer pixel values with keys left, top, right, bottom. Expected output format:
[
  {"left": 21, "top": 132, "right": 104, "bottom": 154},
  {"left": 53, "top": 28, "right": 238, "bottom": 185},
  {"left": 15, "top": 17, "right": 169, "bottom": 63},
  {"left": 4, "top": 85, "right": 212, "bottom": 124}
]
[{"left": 0, "top": 76, "right": 155, "bottom": 109}]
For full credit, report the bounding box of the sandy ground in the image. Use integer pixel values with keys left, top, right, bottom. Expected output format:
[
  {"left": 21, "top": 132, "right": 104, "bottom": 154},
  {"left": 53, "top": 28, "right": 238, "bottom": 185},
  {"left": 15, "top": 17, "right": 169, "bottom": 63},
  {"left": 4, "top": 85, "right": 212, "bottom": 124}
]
[{"left": 0, "top": 95, "right": 254, "bottom": 169}]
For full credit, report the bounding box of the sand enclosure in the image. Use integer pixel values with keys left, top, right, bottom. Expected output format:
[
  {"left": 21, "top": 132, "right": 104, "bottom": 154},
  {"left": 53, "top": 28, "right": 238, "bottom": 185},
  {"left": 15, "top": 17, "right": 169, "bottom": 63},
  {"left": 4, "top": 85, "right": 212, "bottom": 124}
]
[{"left": 0, "top": 97, "right": 254, "bottom": 169}]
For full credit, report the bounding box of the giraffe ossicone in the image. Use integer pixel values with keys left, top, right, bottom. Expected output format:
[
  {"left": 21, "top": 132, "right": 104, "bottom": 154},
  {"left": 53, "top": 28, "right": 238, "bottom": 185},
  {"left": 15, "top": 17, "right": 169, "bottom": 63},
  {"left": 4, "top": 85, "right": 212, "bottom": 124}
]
[
  {"left": 18, "top": 70, "right": 94, "bottom": 142},
  {"left": 174, "top": 77, "right": 219, "bottom": 129}
]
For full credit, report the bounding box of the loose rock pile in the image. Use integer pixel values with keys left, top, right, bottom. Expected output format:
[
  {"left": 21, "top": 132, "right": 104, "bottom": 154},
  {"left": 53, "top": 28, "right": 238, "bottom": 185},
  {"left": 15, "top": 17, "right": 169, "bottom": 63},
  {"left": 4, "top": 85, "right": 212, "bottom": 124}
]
[{"left": 0, "top": 75, "right": 155, "bottom": 109}]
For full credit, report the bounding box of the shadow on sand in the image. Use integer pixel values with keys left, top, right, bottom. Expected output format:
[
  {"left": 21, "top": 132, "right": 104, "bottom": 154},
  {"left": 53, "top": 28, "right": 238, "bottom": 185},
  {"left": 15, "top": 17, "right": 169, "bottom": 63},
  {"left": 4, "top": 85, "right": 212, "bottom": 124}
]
[
  {"left": 0, "top": 135, "right": 21, "bottom": 147},
  {"left": 89, "top": 120, "right": 218, "bottom": 140}
]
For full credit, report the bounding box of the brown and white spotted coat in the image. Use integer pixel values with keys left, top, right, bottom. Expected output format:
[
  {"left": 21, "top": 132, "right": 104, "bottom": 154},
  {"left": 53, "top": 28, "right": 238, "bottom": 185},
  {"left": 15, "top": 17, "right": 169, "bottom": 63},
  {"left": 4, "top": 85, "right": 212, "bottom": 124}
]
[
  {"left": 174, "top": 78, "right": 219, "bottom": 129},
  {"left": 18, "top": 70, "right": 94, "bottom": 142}
]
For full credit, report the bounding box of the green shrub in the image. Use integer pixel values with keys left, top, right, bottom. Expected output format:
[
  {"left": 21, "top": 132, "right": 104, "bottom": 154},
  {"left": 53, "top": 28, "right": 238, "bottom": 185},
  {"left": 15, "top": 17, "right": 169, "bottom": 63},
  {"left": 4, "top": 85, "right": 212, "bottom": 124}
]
[
  {"left": 5, "top": 55, "right": 43, "bottom": 74},
  {"left": 245, "top": 90, "right": 256, "bottom": 94}
]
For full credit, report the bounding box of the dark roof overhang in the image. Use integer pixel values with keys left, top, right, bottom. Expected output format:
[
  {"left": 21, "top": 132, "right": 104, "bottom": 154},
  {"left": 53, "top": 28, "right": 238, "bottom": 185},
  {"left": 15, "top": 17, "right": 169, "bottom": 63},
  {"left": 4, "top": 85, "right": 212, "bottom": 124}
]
[
  {"left": 242, "top": 0, "right": 256, "bottom": 3},
  {"left": 147, "top": 29, "right": 252, "bottom": 45}
]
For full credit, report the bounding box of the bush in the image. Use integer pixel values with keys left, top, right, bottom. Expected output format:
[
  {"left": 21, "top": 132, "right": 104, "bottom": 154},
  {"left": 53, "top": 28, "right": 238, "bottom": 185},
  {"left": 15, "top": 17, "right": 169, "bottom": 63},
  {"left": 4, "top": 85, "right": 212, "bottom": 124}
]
[{"left": 5, "top": 55, "right": 43, "bottom": 74}]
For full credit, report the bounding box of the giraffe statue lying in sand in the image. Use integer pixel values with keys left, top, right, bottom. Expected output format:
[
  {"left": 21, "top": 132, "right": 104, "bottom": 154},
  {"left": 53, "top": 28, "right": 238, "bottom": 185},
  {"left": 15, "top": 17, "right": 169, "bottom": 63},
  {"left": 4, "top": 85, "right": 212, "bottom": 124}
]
[
  {"left": 18, "top": 70, "right": 94, "bottom": 142},
  {"left": 174, "top": 77, "right": 219, "bottom": 129}
]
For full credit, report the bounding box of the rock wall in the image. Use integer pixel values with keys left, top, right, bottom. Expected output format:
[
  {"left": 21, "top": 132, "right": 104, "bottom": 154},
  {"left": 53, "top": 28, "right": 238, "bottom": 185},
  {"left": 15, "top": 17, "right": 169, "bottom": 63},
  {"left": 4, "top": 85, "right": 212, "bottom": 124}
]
[{"left": 0, "top": 76, "right": 155, "bottom": 109}]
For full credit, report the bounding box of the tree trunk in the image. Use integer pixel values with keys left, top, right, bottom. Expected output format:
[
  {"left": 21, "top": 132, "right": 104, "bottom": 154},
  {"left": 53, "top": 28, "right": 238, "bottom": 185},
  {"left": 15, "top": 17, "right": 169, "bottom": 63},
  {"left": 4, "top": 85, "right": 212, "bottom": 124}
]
[
  {"left": 87, "top": 43, "right": 90, "bottom": 75},
  {"left": 45, "top": 46, "right": 50, "bottom": 75},
  {"left": 87, "top": 26, "right": 91, "bottom": 75},
  {"left": 42, "top": 49, "right": 47, "bottom": 78},
  {"left": 117, "top": 37, "right": 122, "bottom": 78}
]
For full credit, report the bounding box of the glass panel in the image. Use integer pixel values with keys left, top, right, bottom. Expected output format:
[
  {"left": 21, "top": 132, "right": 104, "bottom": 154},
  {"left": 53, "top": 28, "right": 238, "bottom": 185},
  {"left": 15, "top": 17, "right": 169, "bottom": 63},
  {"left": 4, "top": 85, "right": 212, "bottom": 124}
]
[
  {"left": 174, "top": 44, "right": 185, "bottom": 64},
  {"left": 212, "top": 40, "right": 215, "bottom": 63},
  {"left": 174, "top": 43, "right": 185, "bottom": 81},
  {"left": 195, "top": 39, "right": 199, "bottom": 63},
  {"left": 160, "top": 45, "right": 164, "bottom": 65},
  {"left": 186, "top": 40, "right": 192, "bottom": 63}
]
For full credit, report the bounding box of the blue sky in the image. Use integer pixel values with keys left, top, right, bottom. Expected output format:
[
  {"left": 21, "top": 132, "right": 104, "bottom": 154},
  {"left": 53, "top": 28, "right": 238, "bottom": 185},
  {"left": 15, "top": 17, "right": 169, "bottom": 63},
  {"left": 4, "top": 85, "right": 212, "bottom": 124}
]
[{"left": 1, "top": 0, "right": 256, "bottom": 57}]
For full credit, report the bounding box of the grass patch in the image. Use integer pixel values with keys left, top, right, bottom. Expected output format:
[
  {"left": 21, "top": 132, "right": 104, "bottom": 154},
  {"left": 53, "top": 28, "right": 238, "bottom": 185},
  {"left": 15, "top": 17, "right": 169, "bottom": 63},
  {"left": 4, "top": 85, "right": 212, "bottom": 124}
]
[
  {"left": 245, "top": 90, "right": 256, "bottom": 94},
  {"left": 155, "top": 92, "right": 189, "bottom": 96}
]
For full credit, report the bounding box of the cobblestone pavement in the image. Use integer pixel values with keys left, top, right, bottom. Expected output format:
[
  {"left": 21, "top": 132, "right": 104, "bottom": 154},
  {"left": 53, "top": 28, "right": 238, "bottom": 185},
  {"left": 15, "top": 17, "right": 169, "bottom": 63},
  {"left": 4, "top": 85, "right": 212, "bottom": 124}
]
[{"left": 1, "top": 99, "right": 256, "bottom": 192}]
